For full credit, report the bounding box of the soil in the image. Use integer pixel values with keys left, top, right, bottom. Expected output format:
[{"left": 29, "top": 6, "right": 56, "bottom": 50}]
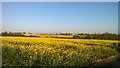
[{"left": 92, "top": 54, "right": 120, "bottom": 67}]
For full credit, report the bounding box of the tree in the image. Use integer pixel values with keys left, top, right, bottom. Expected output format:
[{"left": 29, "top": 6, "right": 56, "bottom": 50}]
[
  {"left": 23, "top": 32, "right": 26, "bottom": 34},
  {"left": 2, "top": 31, "right": 8, "bottom": 36},
  {"left": 73, "top": 35, "right": 80, "bottom": 39}
]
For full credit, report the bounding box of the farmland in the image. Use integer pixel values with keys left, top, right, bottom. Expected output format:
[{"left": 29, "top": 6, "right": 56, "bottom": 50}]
[{"left": 1, "top": 36, "right": 120, "bottom": 66}]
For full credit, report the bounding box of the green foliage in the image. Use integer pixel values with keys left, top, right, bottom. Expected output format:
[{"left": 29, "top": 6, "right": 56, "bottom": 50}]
[
  {"left": 73, "top": 35, "right": 80, "bottom": 39},
  {"left": 1, "top": 37, "right": 119, "bottom": 66},
  {"left": 1, "top": 31, "right": 25, "bottom": 37},
  {"left": 1, "top": 32, "right": 119, "bottom": 40},
  {"left": 73, "top": 32, "right": 120, "bottom": 40}
]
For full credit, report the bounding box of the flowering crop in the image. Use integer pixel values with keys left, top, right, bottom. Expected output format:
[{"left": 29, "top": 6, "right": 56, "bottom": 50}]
[{"left": 1, "top": 36, "right": 119, "bottom": 66}]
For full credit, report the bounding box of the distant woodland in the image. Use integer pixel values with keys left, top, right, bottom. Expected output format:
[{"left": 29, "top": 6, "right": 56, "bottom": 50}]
[{"left": 0, "top": 31, "right": 120, "bottom": 40}]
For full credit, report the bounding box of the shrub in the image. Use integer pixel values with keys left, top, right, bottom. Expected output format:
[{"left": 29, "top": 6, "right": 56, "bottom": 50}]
[{"left": 73, "top": 35, "right": 80, "bottom": 39}]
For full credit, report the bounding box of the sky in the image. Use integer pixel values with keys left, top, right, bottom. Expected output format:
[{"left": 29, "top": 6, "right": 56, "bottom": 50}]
[
  {"left": 0, "top": 2, "right": 2, "bottom": 33},
  {"left": 2, "top": 2, "right": 118, "bottom": 34},
  {"left": 1, "top": 0, "right": 120, "bottom": 2},
  {"left": 119, "top": 2, "right": 120, "bottom": 34}
]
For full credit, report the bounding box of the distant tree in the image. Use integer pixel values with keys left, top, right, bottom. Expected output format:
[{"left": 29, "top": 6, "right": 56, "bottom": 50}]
[
  {"left": 55, "top": 33, "right": 58, "bottom": 35},
  {"left": 2, "top": 31, "right": 8, "bottom": 36},
  {"left": 23, "top": 32, "right": 26, "bottom": 34},
  {"left": 103, "top": 32, "right": 111, "bottom": 35},
  {"left": 73, "top": 35, "right": 80, "bottom": 39},
  {"left": 78, "top": 33, "right": 84, "bottom": 35}
]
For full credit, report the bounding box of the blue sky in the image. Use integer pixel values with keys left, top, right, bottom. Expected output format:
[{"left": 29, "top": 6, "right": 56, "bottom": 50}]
[
  {"left": 2, "top": 0, "right": 120, "bottom": 2},
  {"left": 2, "top": 2, "right": 118, "bottom": 34},
  {"left": 0, "top": 2, "right": 2, "bottom": 33}
]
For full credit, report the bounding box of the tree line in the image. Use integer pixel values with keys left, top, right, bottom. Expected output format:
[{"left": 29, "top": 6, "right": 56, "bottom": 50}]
[
  {"left": 73, "top": 32, "right": 120, "bottom": 40},
  {"left": 0, "top": 31, "right": 119, "bottom": 40},
  {"left": 0, "top": 31, "right": 25, "bottom": 37}
]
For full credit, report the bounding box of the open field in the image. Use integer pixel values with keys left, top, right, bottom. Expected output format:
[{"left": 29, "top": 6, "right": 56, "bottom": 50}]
[
  {"left": 24, "top": 34, "right": 73, "bottom": 39},
  {"left": 2, "top": 2, "right": 119, "bottom": 67},
  {"left": 1, "top": 36, "right": 120, "bottom": 66}
]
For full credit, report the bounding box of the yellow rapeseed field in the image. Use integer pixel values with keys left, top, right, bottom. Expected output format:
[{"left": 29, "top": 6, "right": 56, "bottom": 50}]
[{"left": 1, "top": 36, "right": 119, "bottom": 66}]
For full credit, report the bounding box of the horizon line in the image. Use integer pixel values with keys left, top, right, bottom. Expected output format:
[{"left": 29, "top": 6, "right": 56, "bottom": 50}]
[{"left": 0, "top": 31, "right": 119, "bottom": 34}]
